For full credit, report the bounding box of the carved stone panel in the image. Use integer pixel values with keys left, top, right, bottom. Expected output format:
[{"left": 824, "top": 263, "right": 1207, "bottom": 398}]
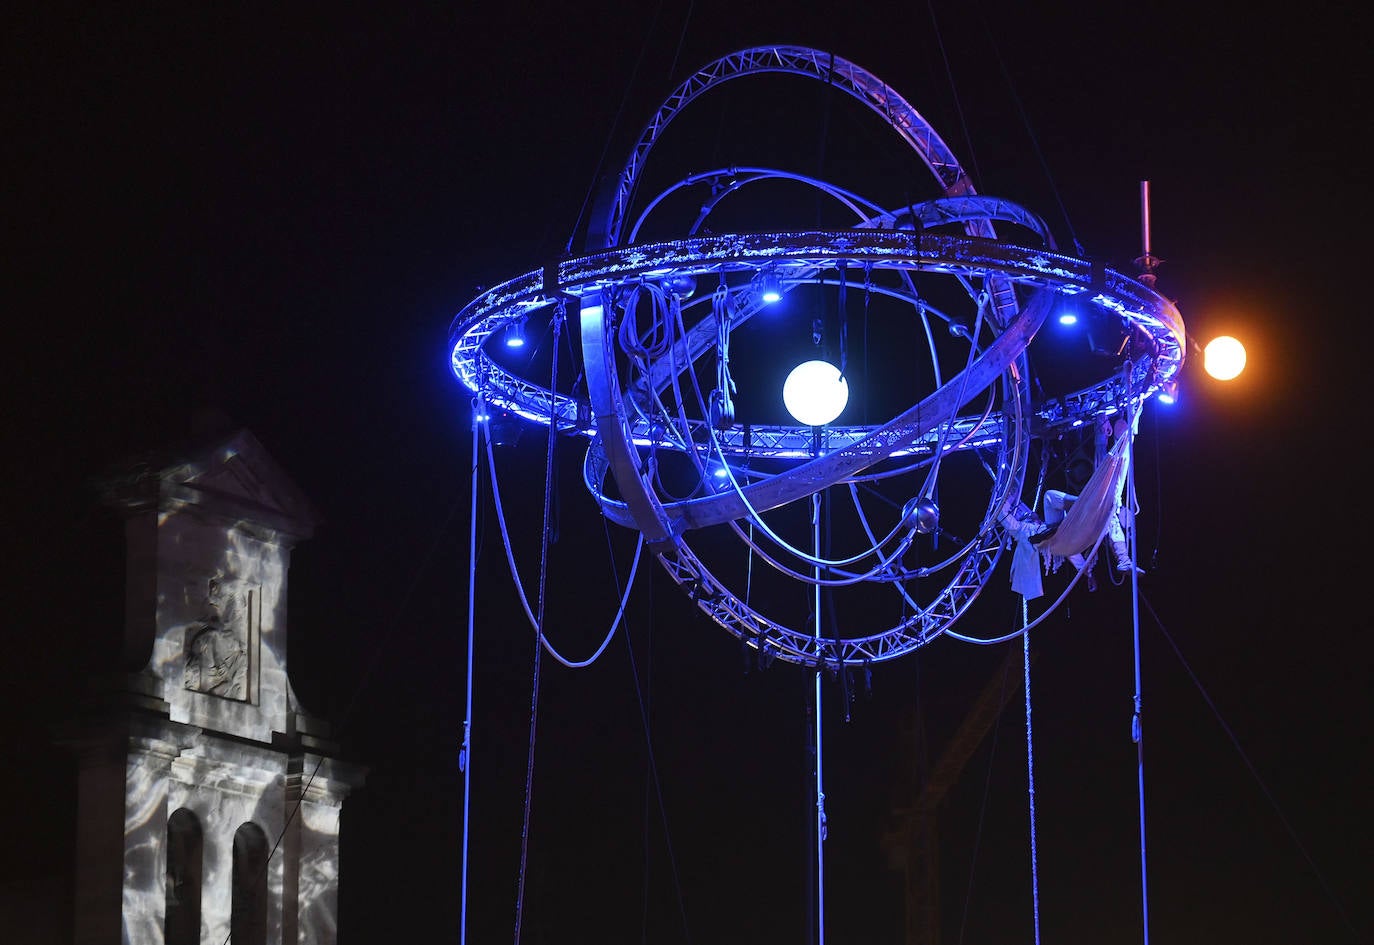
[{"left": 183, "top": 577, "right": 258, "bottom": 703}]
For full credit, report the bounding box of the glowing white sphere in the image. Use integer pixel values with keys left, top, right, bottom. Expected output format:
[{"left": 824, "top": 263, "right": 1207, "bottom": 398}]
[
  {"left": 1204, "top": 335, "right": 1246, "bottom": 381},
  {"left": 783, "top": 359, "right": 849, "bottom": 426}
]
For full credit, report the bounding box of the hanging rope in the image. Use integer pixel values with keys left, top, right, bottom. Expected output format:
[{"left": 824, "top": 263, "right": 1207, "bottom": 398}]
[
  {"left": 460, "top": 399, "right": 483, "bottom": 945},
  {"left": 1126, "top": 404, "right": 1151, "bottom": 945},
  {"left": 483, "top": 417, "right": 644, "bottom": 666},
  {"left": 811, "top": 491, "right": 827, "bottom": 945},
  {"left": 226, "top": 435, "right": 475, "bottom": 945},
  {"left": 1022, "top": 600, "right": 1043, "bottom": 945},
  {"left": 942, "top": 526, "right": 1107, "bottom": 645},
  {"left": 512, "top": 309, "right": 565, "bottom": 945}
]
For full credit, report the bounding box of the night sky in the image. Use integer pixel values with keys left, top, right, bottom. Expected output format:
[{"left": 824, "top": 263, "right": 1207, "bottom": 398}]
[{"left": 5, "top": 3, "right": 1369, "bottom": 943}]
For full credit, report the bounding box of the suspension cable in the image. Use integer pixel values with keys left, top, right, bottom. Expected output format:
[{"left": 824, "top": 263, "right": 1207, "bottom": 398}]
[
  {"left": 942, "top": 527, "right": 1107, "bottom": 646},
  {"left": 811, "top": 491, "right": 828, "bottom": 945},
  {"left": 512, "top": 310, "right": 564, "bottom": 945},
  {"left": 460, "top": 399, "right": 482, "bottom": 945},
  {"left": 926, "top": 0, "right": 982, "bottom": 187},
  {"left": 564, "top": 1, "right": 670, "bottom": 253},
  {"left": 1137, "top": 592, "right": 1359, "bottom": 939},
  {"left": 975, "top": 1, "right": 1084, "bottom": 255},
  {"left": 1023, "top": 601, "right": 1043, "bottom": 945},
  {"left": 1126, "top": 393, "right": 1151, "bottom": 945}
]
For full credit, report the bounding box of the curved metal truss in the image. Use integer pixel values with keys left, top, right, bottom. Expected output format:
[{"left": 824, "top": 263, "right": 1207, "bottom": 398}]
[
  {"left": 586, "top": 44, "right": 981, "bottom": 249},
  {"left": 451, "top": 229, "right": 1183, "bottom": 448},
  {"left": 448, "top": 46, "right": 1185, "bottom": 667}
]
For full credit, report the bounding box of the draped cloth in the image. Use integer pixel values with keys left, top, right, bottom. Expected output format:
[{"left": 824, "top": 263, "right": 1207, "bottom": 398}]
[
  {"left": 1036, "top": 428, "right": 1132, "bottom": 559},
  {"left": 1010, "top": 530, "right": 1044, "bottom": 600}
]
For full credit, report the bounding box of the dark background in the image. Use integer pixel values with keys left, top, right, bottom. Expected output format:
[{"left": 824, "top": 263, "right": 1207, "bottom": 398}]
[{"left": 5, "top": 2, "right": 1369, "bottom": 943}]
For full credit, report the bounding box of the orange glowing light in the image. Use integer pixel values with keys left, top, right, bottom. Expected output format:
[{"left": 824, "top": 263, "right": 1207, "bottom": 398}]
[{"left": 1203, "top": 336, "right": 1246, "bottom": 381}]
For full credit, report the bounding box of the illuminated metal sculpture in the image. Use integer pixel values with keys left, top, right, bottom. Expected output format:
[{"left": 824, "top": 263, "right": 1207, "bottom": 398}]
[{"left": 449, "top": 46, "right": 1185, "bottom": 668}]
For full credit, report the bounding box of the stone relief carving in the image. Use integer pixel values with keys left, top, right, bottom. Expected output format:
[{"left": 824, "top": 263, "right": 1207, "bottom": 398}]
[{"left": 184, "top": 578, "right": 253, "bottom": 700}]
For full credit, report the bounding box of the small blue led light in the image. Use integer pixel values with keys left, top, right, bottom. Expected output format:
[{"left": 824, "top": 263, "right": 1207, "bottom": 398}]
[
  {"left": 1057, "top": 312, "right": 1078, "bottom": 326},
  {"left": 713, "top": 466, "right": 729, "bottom": 479},
  {"left": 505, "top": 318, "right": 527, "bottom": 348}
]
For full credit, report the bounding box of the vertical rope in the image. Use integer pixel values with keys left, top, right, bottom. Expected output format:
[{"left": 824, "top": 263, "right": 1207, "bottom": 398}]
[
  {"left": 460, "top": 399, "right": 483, "bottom": 945},
  {"left": 811, "top": 491, "right": 827, "bottom": 945},
  {"left": 1127, "top": 408, "right": 1151, "bottom": 945},
  {"left": 513, "top": 311, "right": 564, "bottom": 945},
  {"left": 1022, "top": 599, "right": 1043, "bottom": 945}
]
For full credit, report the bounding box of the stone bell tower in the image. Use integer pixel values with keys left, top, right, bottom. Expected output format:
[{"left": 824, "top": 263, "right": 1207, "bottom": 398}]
[{"left": 63, "top": 428, "right": 363, "bottom": 945}]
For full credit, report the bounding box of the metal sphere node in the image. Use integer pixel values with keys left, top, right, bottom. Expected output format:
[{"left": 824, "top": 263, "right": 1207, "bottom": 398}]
[
  {"left": 902, "top": 497, "right": 940, "bottom": 535},
  {"left": 449, "top": 46, "right": 1185, "bottom": 667}
]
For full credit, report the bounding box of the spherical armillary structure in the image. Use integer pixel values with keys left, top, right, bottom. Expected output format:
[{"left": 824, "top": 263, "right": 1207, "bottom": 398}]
[{"left": 449, "top": 46, "right": 1185, "bottom": 669}]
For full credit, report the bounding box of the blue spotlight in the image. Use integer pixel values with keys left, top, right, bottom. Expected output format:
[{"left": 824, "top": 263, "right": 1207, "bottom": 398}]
[
  {"left": 1157, "top": 380, "right": 1178, "bottom": 405},
  {"left": 505, "top": 318, "right": 527, "bottom": 348},
  {"left": 760, "top": 271, "right": 782, "bottom": 304},
  {"left": 1057, "top": 311, "right": 1078, "bottom": 326}
]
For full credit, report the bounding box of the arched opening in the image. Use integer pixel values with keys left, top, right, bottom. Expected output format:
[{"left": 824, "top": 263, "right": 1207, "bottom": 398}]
[
  {"left": 231, "top": 822, "right": 269, "bottom": 945},
  {"left": 165, "top": 808, "right": 203, "bottom": 945}
]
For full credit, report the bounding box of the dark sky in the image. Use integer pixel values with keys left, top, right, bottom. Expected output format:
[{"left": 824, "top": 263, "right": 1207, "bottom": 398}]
[{"left": 5, "top": 3, "right": 1369, "bottom": 943}]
